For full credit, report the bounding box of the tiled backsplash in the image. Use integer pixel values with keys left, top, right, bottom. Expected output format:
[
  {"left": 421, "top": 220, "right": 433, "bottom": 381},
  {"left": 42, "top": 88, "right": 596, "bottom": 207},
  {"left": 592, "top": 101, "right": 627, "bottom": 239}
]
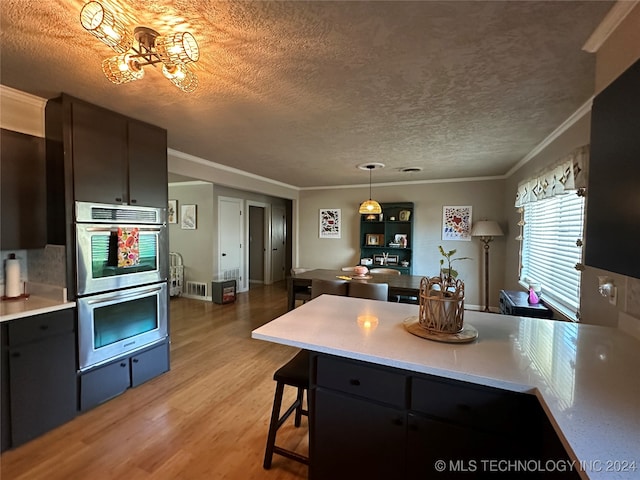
[
  {"left": 0, "top": 245, "right": 66, "bottom": 289},
  {"left": 627, "top": 277, "right": 640, "bottom": 318},
  {"left": 27, "top": 245, "right": 67, "bottom": 287}
]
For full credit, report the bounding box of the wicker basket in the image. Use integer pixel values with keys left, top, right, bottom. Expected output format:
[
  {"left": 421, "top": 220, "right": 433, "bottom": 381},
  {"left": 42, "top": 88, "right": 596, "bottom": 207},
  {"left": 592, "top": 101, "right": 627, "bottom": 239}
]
[{"left": 418, "top": 276, "right": 465, "bottom": 334}]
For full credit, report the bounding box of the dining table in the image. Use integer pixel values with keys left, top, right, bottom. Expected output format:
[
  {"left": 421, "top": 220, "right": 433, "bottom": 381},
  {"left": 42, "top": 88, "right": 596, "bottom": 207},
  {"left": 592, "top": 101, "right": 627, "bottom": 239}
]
[{"left": 287, "top": 268, "right": 426, "bottom": 311}]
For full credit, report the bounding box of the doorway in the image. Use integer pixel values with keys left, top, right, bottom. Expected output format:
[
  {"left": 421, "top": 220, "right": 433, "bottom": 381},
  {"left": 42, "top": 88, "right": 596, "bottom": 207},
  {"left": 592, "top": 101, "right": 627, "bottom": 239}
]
[
  {"left": 271, "top": 205, "right": 286, "bottom": 283},
  {"left": 247, "top": 202, "right": 270, "bottom": 286},
  {"left": 218, "top": 196, "right": 244, "bottom": 291}
]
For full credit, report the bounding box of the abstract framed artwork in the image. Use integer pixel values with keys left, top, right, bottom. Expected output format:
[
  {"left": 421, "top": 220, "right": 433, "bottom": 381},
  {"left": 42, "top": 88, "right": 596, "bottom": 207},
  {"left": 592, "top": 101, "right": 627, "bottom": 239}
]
[
  {"left": 442, "top": 205, "right": 472, "bottom": 241},
  {"left": 181, "top": 204, "right": 197, "bottom": 230},
  {"left": 319, "top": 208, "right": 341, "bottom": 238}
]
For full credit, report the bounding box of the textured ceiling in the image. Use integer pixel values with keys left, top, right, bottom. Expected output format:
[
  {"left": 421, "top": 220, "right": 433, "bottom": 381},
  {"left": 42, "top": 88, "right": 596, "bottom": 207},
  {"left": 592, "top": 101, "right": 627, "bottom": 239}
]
[{"left": 0, "top": 1, "right": 612, "bottom": 188}]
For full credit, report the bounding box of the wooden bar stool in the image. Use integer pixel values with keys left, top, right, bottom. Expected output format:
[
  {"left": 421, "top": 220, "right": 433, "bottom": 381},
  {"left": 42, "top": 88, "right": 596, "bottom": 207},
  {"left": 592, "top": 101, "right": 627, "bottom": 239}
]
[{"left": 263, "top": 350, "right": 310, "bottom": 469}]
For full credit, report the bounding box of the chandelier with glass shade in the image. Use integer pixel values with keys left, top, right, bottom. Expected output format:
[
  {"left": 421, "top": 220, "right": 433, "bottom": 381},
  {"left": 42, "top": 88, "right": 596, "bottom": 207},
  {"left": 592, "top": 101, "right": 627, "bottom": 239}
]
[{"left": 80, "top": 1, "right": 200, "bottom": 92}]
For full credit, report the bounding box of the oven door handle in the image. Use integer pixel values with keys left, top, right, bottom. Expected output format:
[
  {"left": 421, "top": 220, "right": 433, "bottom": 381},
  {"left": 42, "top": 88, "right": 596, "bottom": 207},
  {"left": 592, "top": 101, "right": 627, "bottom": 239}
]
[
  {"left": 84, "top": 226, "right": 164, "bottom": 233},
  {"left": 86, "top": 285, "right": 164, "bottom": 305}
]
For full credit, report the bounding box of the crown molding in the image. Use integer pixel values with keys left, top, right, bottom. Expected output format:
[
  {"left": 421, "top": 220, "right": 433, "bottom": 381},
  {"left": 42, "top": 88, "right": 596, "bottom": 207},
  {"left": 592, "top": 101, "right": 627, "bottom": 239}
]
[
  {"left": 505, "top": 97, "right": 593, "bottom": 179},
  {"left": 0, "top": 85, "right": 47, "bottom": 137},
  {"left": 0, "top": 84, "right": 47, "bottom": 108},
  {"left": 168, "top": 148, "right": 300, "bottom": 191},
  {"left": 582, "top": 1, "right": 639, "bottom": 53}
]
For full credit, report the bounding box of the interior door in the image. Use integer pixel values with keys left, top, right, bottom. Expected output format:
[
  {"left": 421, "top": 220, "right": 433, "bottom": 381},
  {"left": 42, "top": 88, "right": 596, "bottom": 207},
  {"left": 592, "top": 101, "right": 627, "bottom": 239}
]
[
  {"left": 271, "top": 205, "right": 286, "bottom": 283},
  {"left": 218, "top": 197, "right": 244, "bottom": 291},
  {"left": 248, "top": 205, "right": 265, "bottom": 284}
]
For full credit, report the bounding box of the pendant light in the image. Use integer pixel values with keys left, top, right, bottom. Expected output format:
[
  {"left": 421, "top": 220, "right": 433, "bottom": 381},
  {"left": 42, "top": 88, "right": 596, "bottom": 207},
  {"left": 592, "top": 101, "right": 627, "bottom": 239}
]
[{"left": 358, "top": 163, "right": 384, "bottom": 214}]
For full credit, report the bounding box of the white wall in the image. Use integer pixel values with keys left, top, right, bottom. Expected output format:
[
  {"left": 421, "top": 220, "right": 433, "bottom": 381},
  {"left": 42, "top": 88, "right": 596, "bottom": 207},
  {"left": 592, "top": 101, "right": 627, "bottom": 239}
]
[
  {"left": 168, "top": 182, "right": 215, "bottom": 297},
  {"left": 299, "top": 179, "right": 506, "bottom": 311}
]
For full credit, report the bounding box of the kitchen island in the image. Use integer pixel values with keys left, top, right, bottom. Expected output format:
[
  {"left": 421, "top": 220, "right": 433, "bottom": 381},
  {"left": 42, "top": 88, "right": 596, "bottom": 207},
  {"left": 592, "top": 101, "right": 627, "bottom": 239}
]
[{"left": 252, "top": 295, "right": 640, "bottom": 479}]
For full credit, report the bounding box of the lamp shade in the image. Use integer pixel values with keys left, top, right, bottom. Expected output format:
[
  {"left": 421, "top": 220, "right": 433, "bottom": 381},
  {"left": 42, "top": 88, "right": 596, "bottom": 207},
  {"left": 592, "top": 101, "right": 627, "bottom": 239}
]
[
  {"left": 80, "top": 1, "right": 133, "bottom": 54},
  {"left": 162, "top": 64, "right": 198, "bottom": 92},
  {"left": 156, "top": 32, "right": 200, "bottom": 64},
  {"left": 359, "top": 199, "right": 382, "bottom": 214},
  {"left": 102, "top": 54, "right": 144, "bottom": 84},
  {"left": 471, "top": 220, "right": 503, "bottom": 238}
]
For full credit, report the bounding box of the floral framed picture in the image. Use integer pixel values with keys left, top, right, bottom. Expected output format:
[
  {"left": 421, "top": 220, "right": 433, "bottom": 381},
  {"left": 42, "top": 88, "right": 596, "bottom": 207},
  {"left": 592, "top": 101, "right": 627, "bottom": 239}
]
[
  {"left": 319, "top": 209, "right": 341, "bottom": 238},
  {"left": 168, "top": 199, "right": 178, "bottom": 224},
  {"left": 442, "top": 205, "right": 472, "bottom": 241},
  {"left": 181, "top": 204, "right": 197, "bottom": 230}
]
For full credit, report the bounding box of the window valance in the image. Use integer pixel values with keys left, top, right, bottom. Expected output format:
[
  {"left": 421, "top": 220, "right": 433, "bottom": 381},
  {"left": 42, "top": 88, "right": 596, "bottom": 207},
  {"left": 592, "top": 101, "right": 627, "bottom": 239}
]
[{"left": 514, "top": 144, "right": 589, "bottom": 207}]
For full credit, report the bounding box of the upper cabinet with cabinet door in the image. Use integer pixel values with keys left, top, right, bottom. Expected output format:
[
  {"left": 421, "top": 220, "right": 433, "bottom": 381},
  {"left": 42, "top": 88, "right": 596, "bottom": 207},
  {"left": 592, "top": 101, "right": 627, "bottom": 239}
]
[
  {"left": 0, "top": 129, "right": 47, "bottom": 250},
  {"left": 45, "top": 94, "right": 168, "bottom": 208}
]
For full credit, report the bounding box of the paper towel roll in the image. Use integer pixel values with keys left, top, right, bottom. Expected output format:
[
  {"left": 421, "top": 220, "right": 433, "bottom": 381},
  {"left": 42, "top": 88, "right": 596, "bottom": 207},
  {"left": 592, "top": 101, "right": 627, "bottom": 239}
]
[{"left": 5, "top": 256, "right": 21, "bottom": 298}]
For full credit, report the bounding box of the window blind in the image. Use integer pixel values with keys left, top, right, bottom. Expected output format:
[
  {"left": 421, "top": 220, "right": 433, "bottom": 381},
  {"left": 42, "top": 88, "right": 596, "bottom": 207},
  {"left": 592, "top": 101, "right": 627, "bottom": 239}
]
[{"left": 520, "top": 192, "right": 584, "bottom": 320}]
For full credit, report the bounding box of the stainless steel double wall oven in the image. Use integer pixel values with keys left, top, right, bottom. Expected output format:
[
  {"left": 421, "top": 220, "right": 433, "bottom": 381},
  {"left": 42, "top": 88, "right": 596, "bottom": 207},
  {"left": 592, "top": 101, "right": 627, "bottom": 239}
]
[{"left": 75, "top": 202, "right": 168, "bottom": 371}]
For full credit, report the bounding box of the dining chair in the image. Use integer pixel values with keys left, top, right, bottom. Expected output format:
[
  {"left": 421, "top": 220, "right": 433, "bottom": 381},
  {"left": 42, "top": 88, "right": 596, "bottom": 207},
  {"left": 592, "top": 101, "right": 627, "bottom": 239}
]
[
  {"left": 291, "top": 268, "right": 312, "bottom": 306},
  {"left": 348, "top": 282, "right": 389, "bottom": 301},
  {"left": 311, "top": 279, "right": 348, "bottom": 298},
  {"left": 368, "top": 268, "right": 402, "bottom": 302},
  {"left": 369, "top": 268, "right": 401, "bottom": 275}
]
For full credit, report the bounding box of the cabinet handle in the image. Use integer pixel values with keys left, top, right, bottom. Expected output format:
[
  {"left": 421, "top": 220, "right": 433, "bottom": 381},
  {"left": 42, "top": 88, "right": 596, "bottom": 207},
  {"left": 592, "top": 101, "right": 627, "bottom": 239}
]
[
  {"left": 115, "top": 197, "right": 123, "bottom": 203},
  {"left": 133, "top": 358, "right": 139, "bottom": 363},
  {"left": 120, "top": 362, "right": 127, "bottom": 368},
  {"left": 11, "top": 352, "right": 21, "bottom": 358},
  {"left": 39, "top": 324, "right": 49, "bottom": 331},
  {"left": 349, "top": 379, "right": 361, "bottom": 386},
  {"left": 130, "top": 199, "right": 137, "bottom": 204}
]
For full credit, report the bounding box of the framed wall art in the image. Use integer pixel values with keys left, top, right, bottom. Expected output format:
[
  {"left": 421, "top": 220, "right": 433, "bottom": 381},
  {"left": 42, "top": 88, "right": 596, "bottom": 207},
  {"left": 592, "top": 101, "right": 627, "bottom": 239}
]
[
  {"left": 168, "top": 199, "right": 177, "bottom": 224},
  {"left": 442, "top": 205, "right": 472, "bottom": 241},
  {"left": 181, "top": 204, "right": 197, "bottom": 230},
  {"left": 366, "top": 233, "right": 384, "bottom": 246},
  {"left": 319, "top": 209, "right": 341, "bottom": 238}
]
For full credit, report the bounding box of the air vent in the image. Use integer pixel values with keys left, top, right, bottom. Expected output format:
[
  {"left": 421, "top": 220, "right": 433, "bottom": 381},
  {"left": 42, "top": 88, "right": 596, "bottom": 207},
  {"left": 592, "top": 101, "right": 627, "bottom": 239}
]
[
  {"left": 185, "top": 281, "right": 208, "bottom": 298},
  {"left": 76, "top": 201, "right": 164, "bottom": 224},
  {"left": 400, "top": 167, "right": 423, "bottom": 173},
  {"left": 91, "top": 207, "right": 158, "bottom": 223}
]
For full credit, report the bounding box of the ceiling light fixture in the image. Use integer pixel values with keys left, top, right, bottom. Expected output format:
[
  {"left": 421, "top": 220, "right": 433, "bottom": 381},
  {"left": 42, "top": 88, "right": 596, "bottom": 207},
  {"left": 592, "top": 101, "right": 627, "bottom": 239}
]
[
  {"left": 358, "top": 163, "right": 385, "bottom": 214},
  {"left": 80, "top": 1, "right": 200, "bottom": 92}
]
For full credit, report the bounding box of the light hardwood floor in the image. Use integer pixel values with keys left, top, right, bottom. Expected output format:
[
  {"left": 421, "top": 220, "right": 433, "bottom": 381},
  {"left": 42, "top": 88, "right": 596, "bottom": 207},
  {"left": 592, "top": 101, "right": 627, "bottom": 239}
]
[{"left": 1, "top": 282, "right": 308, "bottom": 479}]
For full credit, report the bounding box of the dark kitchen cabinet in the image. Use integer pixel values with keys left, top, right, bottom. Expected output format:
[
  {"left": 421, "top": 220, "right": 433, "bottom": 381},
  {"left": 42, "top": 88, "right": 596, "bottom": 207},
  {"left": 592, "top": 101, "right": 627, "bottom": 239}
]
[
  {"left": 0, "top": 129, "right": 47, "bottom": 250},
  {"left": 70, "top": 100, "right": 128, "bottom": 204},
  {"left": 80, "top": 339, "right": 169, "bottom": 411},
  {"left": 407, "top": 414, "right": 496, "bottom": 479},
  {"left": 45, "top": 94, "right": 168, "bottom": 209},
  {"left": 127, "top": 119, "right": 168, "bottom": 208},
  {"left": 314, "top": 389, "right": 406, "bottom": 479},
  {"left": 310, "top": 353, "right": 578, "bottom": 480},
  {"left": 586, "top": 58, "right": 640, "bottom": 279},
  {"left": 5, "top": 309, "right": 77, "bottom": 448},
  {"left": 1, "top": 324, "right": 10, "bottom": 452}
]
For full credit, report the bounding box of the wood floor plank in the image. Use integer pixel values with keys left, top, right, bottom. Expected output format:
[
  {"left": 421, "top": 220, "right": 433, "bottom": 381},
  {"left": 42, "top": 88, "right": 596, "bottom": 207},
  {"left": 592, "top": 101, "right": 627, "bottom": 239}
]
[{"left": 0, "top": 282, "right": 308, "bottom": 479}]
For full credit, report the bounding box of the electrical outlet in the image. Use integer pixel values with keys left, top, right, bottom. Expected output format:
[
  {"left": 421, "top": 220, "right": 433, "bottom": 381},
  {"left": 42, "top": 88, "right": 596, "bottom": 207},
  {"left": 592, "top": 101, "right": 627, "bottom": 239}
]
[{"left": 609, "top": 286, "right": 618, "bottom": 306}]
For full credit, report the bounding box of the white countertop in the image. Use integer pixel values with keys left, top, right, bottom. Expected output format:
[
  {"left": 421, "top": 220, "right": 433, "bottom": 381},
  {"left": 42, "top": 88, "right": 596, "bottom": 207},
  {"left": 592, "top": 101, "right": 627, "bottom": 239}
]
[
  {"left": 252, "top": 295, "right": 640, "bottom": 479},
  {"left": 0, "top": 283, "right": 75, "bottom": 322}
]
